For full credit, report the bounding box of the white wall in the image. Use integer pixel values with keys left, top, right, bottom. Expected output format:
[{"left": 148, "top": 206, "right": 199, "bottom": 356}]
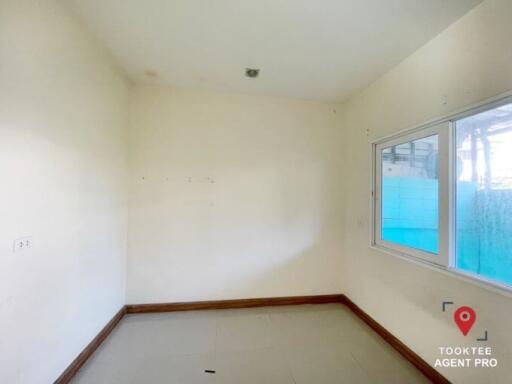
[
  {"left": 340, "top": 0, "right": 512, "bottom": 382},
  {"left": 127, "top": 86, "right": 344, "bottom": 303},
  {"left": 0, "top": 1, "right": 129, "bottom": 383}
]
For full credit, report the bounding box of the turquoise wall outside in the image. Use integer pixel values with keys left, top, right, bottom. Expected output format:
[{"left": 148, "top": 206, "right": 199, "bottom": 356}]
[
  {"left": 457, "top": 188, "right": 512, "bottom": 286},
  {"left": 383, "top": 176, "right": 512, "bottom": 286},
  {"left": 382, "top": 177, "right": 439, "bottom": 254}
]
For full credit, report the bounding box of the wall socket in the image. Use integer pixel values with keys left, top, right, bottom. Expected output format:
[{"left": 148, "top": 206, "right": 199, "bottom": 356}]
[{"left": 13, "top": 236, "right": 33, "bottom": 253}]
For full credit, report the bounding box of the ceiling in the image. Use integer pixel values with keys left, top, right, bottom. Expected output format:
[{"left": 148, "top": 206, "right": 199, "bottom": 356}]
[{"left": 68, "top": 0, "right": 481, "bottom": 102}]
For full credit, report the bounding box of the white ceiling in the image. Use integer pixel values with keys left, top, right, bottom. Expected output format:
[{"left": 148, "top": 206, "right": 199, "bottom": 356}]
[{"left": 68, "top": 0, "right": 481, "bottom": 102}]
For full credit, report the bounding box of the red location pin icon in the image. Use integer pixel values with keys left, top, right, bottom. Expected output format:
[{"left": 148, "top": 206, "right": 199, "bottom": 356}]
[{"left": 454, "top": 306, "right": 476, "bottom": 336}]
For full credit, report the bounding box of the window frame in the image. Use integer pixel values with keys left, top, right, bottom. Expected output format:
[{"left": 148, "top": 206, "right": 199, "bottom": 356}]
[
  {"left": 370, "top": 92, "right": 512, "bottom": 296},
  {"left": 373, "top": 122, "right": 450, "bottom": 267}
]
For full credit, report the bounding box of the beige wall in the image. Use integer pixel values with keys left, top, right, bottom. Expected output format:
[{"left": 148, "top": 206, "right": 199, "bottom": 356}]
[
  {"left": 127, "top": 86, "right": 344, "bottom": 303},
  {"left": 339, "top": 0, "right": 512, "bottom": 382},
  {"left": 0, "top": 1, "right": 129, "bottom": 383},
  {"left": 4, "top": 0, "right": 512, "bottom": 382}
]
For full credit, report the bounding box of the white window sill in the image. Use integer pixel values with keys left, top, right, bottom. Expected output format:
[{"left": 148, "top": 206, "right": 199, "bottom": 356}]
[{"left": 370, "top": 244, "right": 512, "bottom": 299}]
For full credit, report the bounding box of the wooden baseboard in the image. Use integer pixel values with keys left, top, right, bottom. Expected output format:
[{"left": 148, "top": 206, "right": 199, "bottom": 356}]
[
  {"left": 340, "top": 295, "right": 450, "bottom": 384},
  {"left": 125, "top": 294, "right": 345, "bottom": 313},
  {"left": 54, "top": 306, "right": 126, "bottom": 384},
  {"left": 53, "top": 294, "right": 449, "bottom": 384}
]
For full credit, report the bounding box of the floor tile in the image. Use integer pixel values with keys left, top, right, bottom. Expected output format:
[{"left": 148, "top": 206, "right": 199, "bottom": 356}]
[
  {"left": 209, "top": 347, "right": 295, "bottom": 384},
  {"left": 71, "top": 304, "right": 430, "bottom": 383}
]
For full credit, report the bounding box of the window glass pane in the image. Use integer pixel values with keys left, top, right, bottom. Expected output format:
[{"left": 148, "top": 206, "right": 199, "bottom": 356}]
[
  {"left": 381, "top": 135, "right": 439, "bottom": 254},
  {"left": 455, "top": 103, "right": 512, "bottom": 286}
]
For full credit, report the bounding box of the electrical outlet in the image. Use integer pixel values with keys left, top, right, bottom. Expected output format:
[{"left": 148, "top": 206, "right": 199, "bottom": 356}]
[{"left": 13, "top": 236, "right": 33, "bottom": 253}]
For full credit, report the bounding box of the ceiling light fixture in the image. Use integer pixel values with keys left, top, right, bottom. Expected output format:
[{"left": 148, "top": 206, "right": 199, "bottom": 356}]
[{"left": 245, "top": 68, "right": 260, "bottom": 78}]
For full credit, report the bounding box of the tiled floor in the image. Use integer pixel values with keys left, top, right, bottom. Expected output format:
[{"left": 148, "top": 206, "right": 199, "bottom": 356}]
[{"left": 72, "top": 304, "right": 430, "bottom": 383}]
